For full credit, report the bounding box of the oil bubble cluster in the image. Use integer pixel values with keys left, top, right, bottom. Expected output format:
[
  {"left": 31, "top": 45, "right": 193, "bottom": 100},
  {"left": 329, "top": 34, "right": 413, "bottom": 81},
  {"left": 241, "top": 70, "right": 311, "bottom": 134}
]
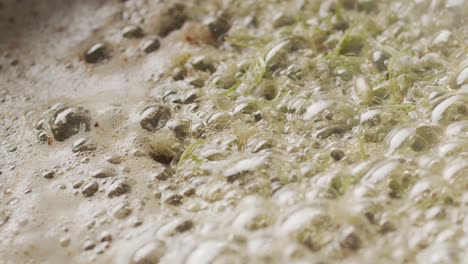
[{"left": 1, "top": 0, "right": 468, "bottom": 263}]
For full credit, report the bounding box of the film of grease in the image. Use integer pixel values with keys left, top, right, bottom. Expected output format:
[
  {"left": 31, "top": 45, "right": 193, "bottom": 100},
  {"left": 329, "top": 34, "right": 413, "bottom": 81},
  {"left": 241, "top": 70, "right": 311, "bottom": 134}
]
[{"left": 0, "top": 0, "right": 467, "bottom": 263}]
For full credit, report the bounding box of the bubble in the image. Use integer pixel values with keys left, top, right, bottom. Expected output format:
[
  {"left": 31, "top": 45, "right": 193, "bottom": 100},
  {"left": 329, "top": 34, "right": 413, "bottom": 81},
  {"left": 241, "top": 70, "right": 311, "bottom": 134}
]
[
  {"left": 430, "top": 93, "right": 468, "bottom": 124},
  {"left": 432, "top": 30, "right": 452, "bottom": 47},
  {"left": 157, "top": 218, "right": 193, "bottom": 237},
  {"left": 247, "top": 235, "right": 278, "bottom": 262},
  {"left": 48, "top": 105, "right": 91, "bottom": 141},
  {"left": 0, "top": 210, "right": 10, "bottom": 226},
  {"left": 111, "top": 201, "right": 132, "bottom": 219},
  {"left": 150, "top": 166, "right": 174, "bottom": 181},
  {"left": 207, "top": 112, "right": 232, "bottom": 129},
  {"left": 437, "top": 139, "right": 468, "bottom": 157},
  {"left": 83, "top": 240, "right": 96, "bottom": 251},
  {"left": 166, "top": 119, "right": 190, "bottom": 139},
  {"left": 453, "top": 66, "right": 468, "bottom": 89},
  {"left": 303, "top": 100, "right": 335, "bottom": 121},
  {"left": 339, "top": 227, "right": 361, "bottom": 251},
  {"left": 106, "top": 155, "right": 125, "bottom": 164},
  {"left": 141, "top": 38, "right": 160, "bottom": 53},
  {"left": 147, "top": 138, "right": 178, "bottom": 164},
  {"left": 446, "top": 121, "right": 468, "bottom": 138},
  {"left": 330, "top": 148, "right": 345, "bottom": 161},
  {"left": 107, "top": 178, "right": 130, "bottom": 198},
  {"left": 90, "top": 167, "right": 117, "bottom": 178},
  {"left": 362, "top": 158, "right": 414, "bottom": 197},
  {"left": 59, "top": 237, "right": 71, "bottom": 247},
  {"left": 72, "top": 137, "right": 97, "bottom": 153},
  {"left": 372, "top": 50, "right": 391, "bottom": 72},
  {"left": 81, "top": 181, "right": 99, "bottom": 197},
  {"left": 416, "top": 243, "right": 459, "bottom": 264},
  {"left": 232, "top": 208, "right": 273, "bottom": 231},
  {"left": 190, "top": 55, "right": 216, "bottom": 73},
  {"left": 425, "top": 206, "right": 446, "bottom": 220},
  {"left": 304, "top": 97, "right": 358, "bottom": 132},
  {"left": 313, "top": 124, "right": 347, "bottom": 139},
  {"left": 171, "top": 67, "right": 187, "bottom": 81},
  {"left": 353, "top": 75, "right": 373, "bottom": 104},
  {"left": 277, "top": 205, "right": 329, "bottom": 236},
  {"left": 272, "top": 13, "right": 295, "bottom": 28},
  {"left": 265, "top": 39, "right": 291, "bottom": 70},
  {"left": 36, "top": 131, "right": 48, "bottom": 142},
  {"left": 442, "top": 158, "right": 468, "bottom": 188},
  {"left": 42, "top": 171, "right": 55, "bottom": 179},
  {"left": 253, "top": 81, "right": 276, "bottom": 101},
  {"left": 185, "top": 240, "right": 245, "bottom": 264},
  {"left": 73, "top": 180, "right": 84, "bottom": 189},
  {"left": 247, "top": 138, "right": 275, "bottom": 153},
  {"left": 360, "top": 107, "right": 401, "bottom": 142},
  {"left": 232, "top": 101, "right": 259, "bottom": 115},
  {"left": 201, "top": 148, "right": 227, "bottom": 161},
  {"left": 122, "top": 25, "right": 144, "bottom": 38},
  {"left": 35, "top": 119, "right": 45, "bottom": 130},
  {"left": 385, "top": 123, "right": 443, "bottom": 154},
  {"left": 131, "top": 240, "right": 166, "bottom": 264},
  {"left": 7, "top": 146, "right": 17, "bottom": 152},
  {"left": 139, "top": 105, "right": 171, "bottom": 132},
  {"left": 164, "top": 194, "right": 184, "bottom": 206},
  {"left": 222, "top": 156, "right": 268, "bottom": 183},
  {"left": 186, "top": 76, "right": 205, "bottom": 88},
  {"left": 84, "top": 43, "right": 108, "bottom": 64}
]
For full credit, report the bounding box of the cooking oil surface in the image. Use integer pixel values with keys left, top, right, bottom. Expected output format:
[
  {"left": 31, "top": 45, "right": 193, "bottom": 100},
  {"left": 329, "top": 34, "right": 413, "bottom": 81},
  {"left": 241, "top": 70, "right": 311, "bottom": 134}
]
[{"left": 0, "top": 0, "right": 467, "bottom": 263}]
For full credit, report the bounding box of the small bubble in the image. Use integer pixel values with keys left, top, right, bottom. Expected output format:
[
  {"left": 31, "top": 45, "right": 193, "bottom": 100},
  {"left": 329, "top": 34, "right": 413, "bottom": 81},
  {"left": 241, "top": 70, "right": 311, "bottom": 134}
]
[
  {"left": 84, "top": 43, "right": 107, "bottom": 64},
  {"left": 42, "top": 171, "right": 55, "bottom": 179},
  {"left": 122, "top": 24, "right": 144, "bottom": 38},
  {"left": 139, "top": 105, "right": 171, "bottom": 132},
  {"left": 90, "top": 167, "right": 116, "bottom": 178},
  {"left": 83, "top": 240, "right": 96, "bottom": 251},
  {"left": 81, "top": 181, "right": 99, "bottom": 197},
  {"left": 107, "top": 178, "right": 130, "bottom": 198},
  {"left": 131, "top": 240, "right": 166, "bottom": 264}
]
